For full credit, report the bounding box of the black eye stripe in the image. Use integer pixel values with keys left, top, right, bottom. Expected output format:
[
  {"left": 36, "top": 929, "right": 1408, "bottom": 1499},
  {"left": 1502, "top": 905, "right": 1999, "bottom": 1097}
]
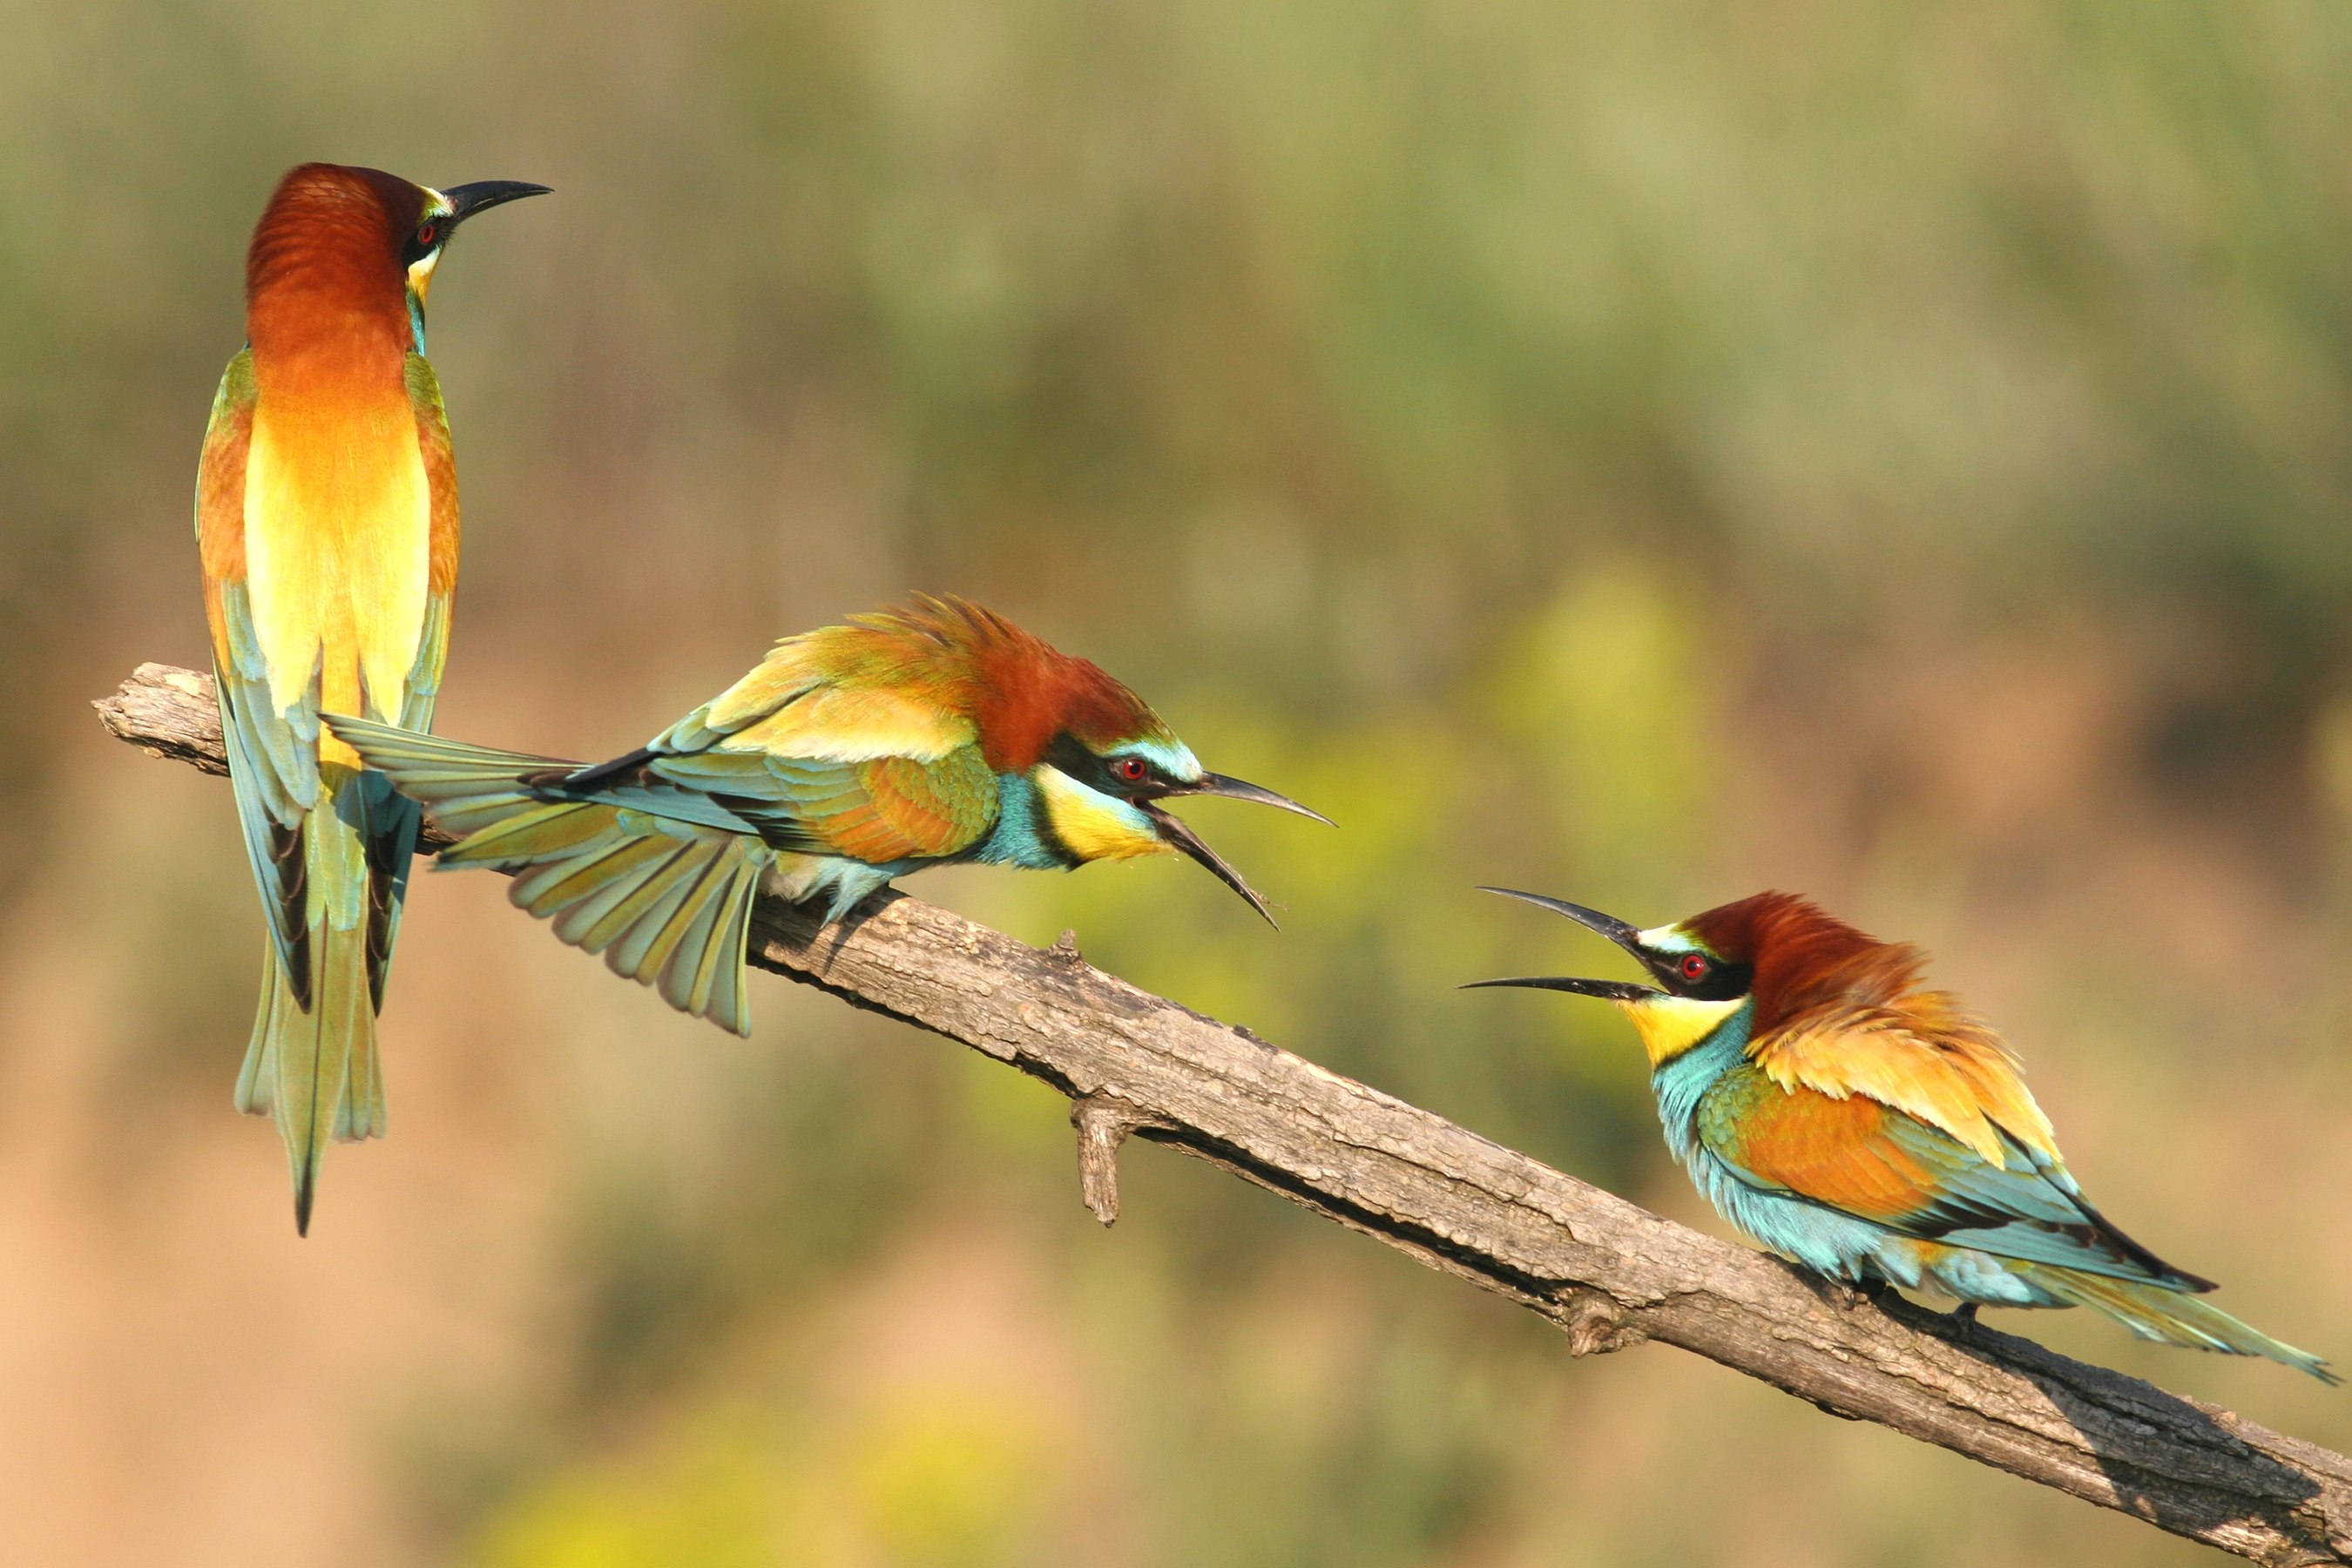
[
  {"left": 1651, "top": 953, "right": 1755, "bottom": 1002},
  {"left": 1044, "top": 733, "right": 1159, "bottom": 793},
  {"left": 401, "top": 219, "right": 448, "bottom": 267}
]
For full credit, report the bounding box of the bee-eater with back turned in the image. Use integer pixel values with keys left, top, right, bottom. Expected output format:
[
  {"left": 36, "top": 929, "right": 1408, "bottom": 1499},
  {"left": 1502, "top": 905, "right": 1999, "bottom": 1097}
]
[
  {"left": 1469, "top": 889, "right": 2334, "bottom": 1382},
  {"left": 322, "top": 596, "right": 1327, "bottom": 1036},
  {"left": 199, "top": 163, "right": 547, "bottom": 1233}
]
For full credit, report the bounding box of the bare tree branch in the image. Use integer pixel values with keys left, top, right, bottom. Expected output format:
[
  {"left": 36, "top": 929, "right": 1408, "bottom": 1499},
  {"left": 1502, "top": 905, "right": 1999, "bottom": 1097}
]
[{"left": 97, "top": 661, "right": 2352, "bottom": 1565}]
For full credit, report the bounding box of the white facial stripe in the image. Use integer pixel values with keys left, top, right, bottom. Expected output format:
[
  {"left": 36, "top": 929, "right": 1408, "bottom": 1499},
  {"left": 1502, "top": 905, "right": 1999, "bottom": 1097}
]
[
  {"left": 1126, "top": 736, "right": 1201, "bottom": 784},
  {"left": 1638, "top": 924, "right": 1699, "bottom": 953}
]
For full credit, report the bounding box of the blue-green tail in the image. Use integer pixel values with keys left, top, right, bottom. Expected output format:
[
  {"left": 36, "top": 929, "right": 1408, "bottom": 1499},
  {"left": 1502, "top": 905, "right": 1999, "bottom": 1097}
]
[
  {"left": 230, "top": 764, "right": 408, "bottom": 1234},
  {"left": 2016, "top": 1261, "right": 2337, "bottom": 1383},
  {"left": 324, "top": 717, "right": 771, "bottom": 1036}
]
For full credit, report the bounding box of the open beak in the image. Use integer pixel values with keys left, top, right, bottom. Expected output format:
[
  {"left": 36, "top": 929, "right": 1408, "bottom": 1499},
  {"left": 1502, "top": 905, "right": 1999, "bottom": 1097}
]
[
  {"left": 1461, "top": 974, "right": 1660, "bottom": 1000},
  {"left": 1140, "top": 804, "right": 1280, "bottom": 927},
  {"left": 1460, "top": 887, "right": 1663, "bottom": 1000},
  {"left": 442, "top": 179, "right": 553, "bottom": 226},
  {"left": 1133, "top": 771, "right": 1326, "bottom": 930},
  {"left": 1140, "top": 774, "right": 1328, "bottom": 929}
]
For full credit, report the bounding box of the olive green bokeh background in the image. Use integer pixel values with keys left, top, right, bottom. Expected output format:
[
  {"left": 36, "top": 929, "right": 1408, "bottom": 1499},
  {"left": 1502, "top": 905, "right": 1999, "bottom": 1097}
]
[{"left": 7, "top": 3, "right": 2352, "bottom": 1563}]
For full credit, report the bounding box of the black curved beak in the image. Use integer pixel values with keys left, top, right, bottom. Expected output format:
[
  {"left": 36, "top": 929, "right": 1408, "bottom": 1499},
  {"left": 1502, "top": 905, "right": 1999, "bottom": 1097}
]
[
  {"left": 1476, "top": 888, "right": 1645, "bottom": 951},
  {"left": 1460, "top": 975, "right": 1661, "bottom": 1001},
  {"left": 1168, "top": 772, "right": 1333, "bottom": 826},
  {"left": 1139, "top": 772, "right": 1326, "bottom": 929},
  {"left": 1140, "top": 803, "right": 1279, "bottom": 927},
  {"left": 443, "top": 180, "right": 553, "bottom": 226},
  {"left": 1461, "top": 887, "right": 1663, "bottom": 1000}
]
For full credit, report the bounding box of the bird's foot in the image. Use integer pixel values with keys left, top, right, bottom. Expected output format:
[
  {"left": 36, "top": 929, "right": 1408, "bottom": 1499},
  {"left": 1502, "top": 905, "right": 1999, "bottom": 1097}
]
[
  {"left": 1948, "top": 1301, "right": 1980, "bottom": 1327},
  {"left": 1827, "top": 1277, "right": 1891, "bottom": 1312}
]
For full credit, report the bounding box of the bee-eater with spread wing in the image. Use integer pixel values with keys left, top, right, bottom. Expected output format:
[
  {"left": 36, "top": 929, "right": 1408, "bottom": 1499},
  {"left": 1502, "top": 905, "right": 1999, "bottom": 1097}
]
[
  {"left": 323, "top": 595, "right": 1327, "bottom": 1036},
  {"left": 1469, "top": 889, "right": 2333, "bottom": 1381},
  {"left": 199, "top": 163, "right": 547, "bottom": 1232}
]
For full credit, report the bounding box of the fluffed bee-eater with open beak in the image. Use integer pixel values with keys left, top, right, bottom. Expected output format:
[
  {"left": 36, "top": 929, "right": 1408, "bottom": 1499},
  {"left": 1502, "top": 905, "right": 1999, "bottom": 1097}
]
[
  {"left": 198, "top": 163, "right": 548, "bottom": 1233},
  {"left": 323, "top": 595, "right": 1328, "bottom": 1037},
  {"left": 1469, "top": 888, "right": 2334, "bottom": 1382}
]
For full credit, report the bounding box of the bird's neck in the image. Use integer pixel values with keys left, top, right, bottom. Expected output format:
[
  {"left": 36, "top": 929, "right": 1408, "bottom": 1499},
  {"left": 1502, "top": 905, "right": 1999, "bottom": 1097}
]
[
  {"left": 968, "top": 771, "right": 1076, "bottom": 870},
  {"left": 1648, "top": 1004, "right": 1753, "bottom": 1153},
  {"left": 246, "top": 251, "right": 415, "bottom": 398}
]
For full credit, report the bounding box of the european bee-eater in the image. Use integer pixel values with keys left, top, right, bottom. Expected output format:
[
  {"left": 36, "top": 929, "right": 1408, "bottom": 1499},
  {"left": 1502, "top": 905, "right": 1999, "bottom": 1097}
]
[
  {"left": 1470, "top": 889, "right": 2334, "bottom": 1382},
  {"left": 198, "top": 163, "right": 547, "bottom": 1232},
  {"left": 322, "top": 596, "right": 1326, "bottom": 1036}
]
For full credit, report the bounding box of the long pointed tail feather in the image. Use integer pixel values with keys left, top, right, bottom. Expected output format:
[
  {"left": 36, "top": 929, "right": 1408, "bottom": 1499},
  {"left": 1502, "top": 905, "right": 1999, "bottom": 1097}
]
[
  {"left": 2017, "top": 1262, "right": 2338, "bottom": 1383},
  {"left": 232, "top": 766, "right": 391, "bottom": 1234},
  {"left": 328, "top": 717, "right": 770, "bottom": 1035}
]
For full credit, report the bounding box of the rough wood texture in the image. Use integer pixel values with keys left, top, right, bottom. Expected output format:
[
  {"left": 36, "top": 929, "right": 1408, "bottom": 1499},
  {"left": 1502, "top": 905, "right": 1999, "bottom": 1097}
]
[{"left": 98, "top": 661, "right": 2352, "bottom": 1565}]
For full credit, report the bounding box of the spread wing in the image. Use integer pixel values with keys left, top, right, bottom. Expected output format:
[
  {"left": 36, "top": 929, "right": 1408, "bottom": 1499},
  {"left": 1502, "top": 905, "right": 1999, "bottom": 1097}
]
[
  {"left": 644, "top": 745, "right": 999, "bottom": 862},
  {"left": 1696, "top": 1060, "right": 2204, "bottom": 1287},
  {"left": 571, "top": 641, "right": 1001, "bottom": 864}
]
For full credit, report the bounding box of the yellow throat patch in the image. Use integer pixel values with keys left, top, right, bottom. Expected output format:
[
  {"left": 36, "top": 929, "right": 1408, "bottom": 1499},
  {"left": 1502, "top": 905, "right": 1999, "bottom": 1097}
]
[
  {"left": 1619, "top": 993, "right": 1747, "bottom": 1065},
  {"left": 1032, "top": 766, "right": 1171, "bottom": 862}
]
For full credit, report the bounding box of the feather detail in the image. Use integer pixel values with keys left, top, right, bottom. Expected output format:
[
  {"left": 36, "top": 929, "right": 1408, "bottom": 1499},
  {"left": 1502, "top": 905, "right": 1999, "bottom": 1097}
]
[
  {"left": 328, "top": 718, "right": 773, "bottom": 1035},
  {"left": 1677, "top": 892, "right": 2058, "bottom": 1163},
  {"left": 228, "top": 762, "right": 395, "bottom": 1234},
  {"left": 1751, "top": 997, "right": 2055, "bottom": 1166},
  {"left": 246, "top": 164, "right": 422, "bottom": 371},
  {"left": 2012, "top": 1264, "right": 2336, "bottom": 1382},
  {"left": 657, "top": 595, "right": 1173, "bottom": 774},
  {"left": 1703, "top": 1082, "right": 1934, "bottom": 1222},
  {"left": 720, "top": 682, "right": 974, "bottom": 763}
]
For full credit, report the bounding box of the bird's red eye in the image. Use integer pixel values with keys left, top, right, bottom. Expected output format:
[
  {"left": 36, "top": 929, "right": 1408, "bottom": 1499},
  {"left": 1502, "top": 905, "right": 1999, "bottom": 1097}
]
[
  {"left": 1679, "top": 954, "right": 1710, "bottom": 982},
  {"left": 1114, "top": 757, "right": 1150, "bottom": 785},
  {"left": 416, "top": 223, "right": 439, "bottom": 248}
]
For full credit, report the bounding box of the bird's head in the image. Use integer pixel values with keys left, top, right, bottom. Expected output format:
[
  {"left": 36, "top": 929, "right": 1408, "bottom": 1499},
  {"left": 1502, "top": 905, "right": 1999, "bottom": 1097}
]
[
  {"left": 864, "top": 597, "right": 1329, "bottom": 924},
  {"left": 1466, "top": 889, "right": 1897, "bottom": 1064},
  {"left": 1028, "top": 717, "right": 1330, "bottom": 927},
  {"left": 398, "top": 175, "right": 551, "bottom": 312},
  {"left": 247, "top": 163, "right": 549, "bottom": 354}
]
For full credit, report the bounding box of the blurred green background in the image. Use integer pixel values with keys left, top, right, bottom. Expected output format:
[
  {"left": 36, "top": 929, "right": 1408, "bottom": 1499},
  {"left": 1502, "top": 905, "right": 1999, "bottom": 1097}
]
[{"left": 6, "top": 2, "right": 2352, "bottom": 1563}]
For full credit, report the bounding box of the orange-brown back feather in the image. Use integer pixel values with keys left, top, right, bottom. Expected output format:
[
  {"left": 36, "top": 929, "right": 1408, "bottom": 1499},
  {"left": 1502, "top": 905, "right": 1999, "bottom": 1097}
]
[{"left": 1718, "top": 1085, "right": 1937, "bottom": 1222}]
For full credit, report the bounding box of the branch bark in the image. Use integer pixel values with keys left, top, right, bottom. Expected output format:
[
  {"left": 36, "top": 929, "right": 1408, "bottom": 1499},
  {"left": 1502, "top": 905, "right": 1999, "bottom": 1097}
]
[{"left": 97, "top": 661, "right": 2352, "bottom": 1565}]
